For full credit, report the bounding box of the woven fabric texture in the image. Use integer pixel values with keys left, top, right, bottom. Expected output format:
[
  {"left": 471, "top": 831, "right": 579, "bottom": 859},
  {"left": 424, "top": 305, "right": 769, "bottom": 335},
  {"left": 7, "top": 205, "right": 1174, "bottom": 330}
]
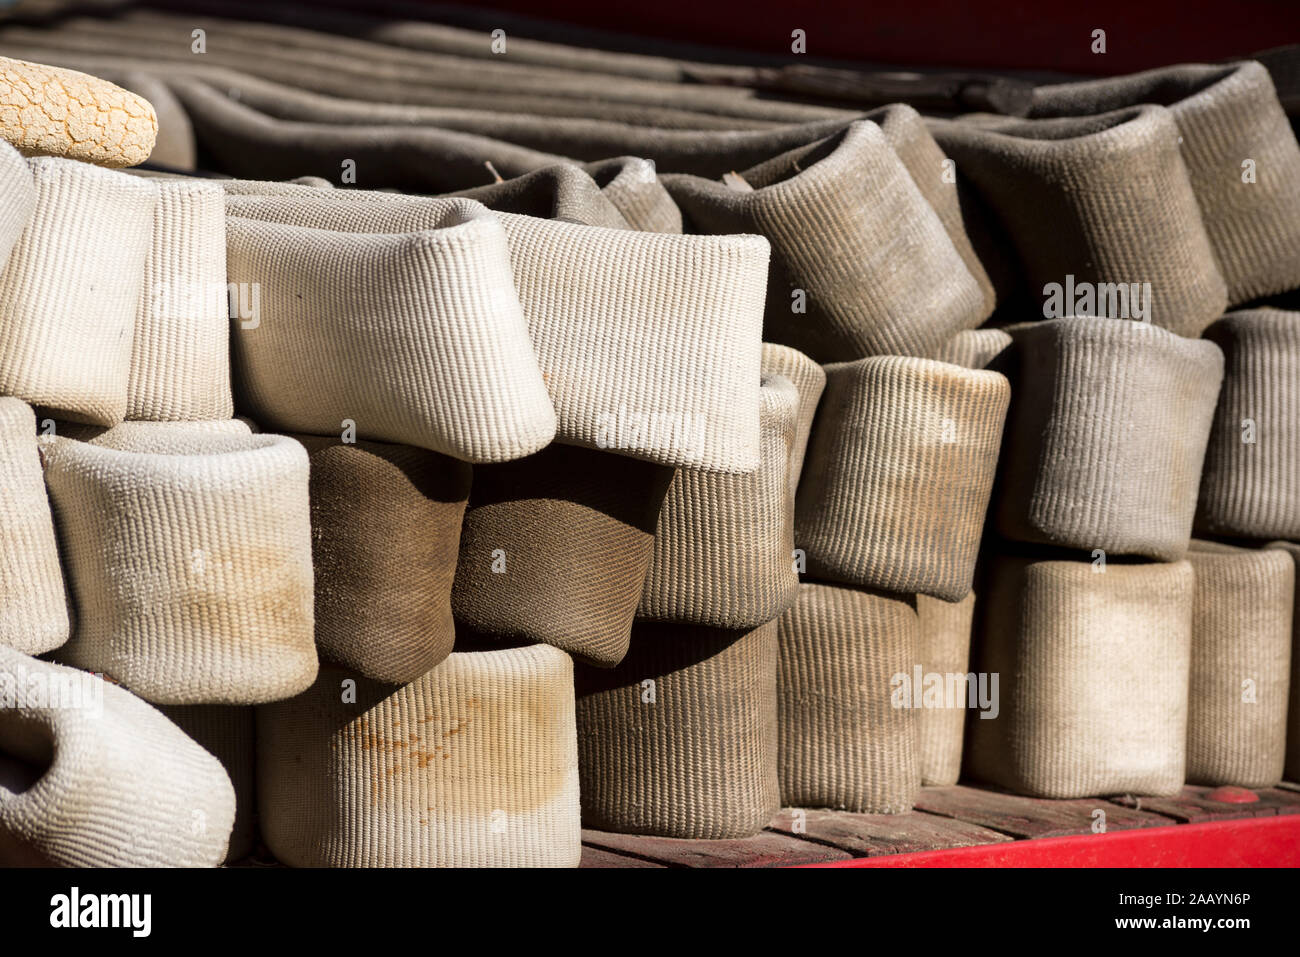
[
  {"left": 0, "top": 140, "right": 33, "bottom": 270},
  {"left": 257, "top": 647, "right": 581, "bottom": 867},
  {"left": 582, "top": 156, "right": 683, "bottom": 233},
  {"left": 296, "top": 435, "right": 471, "bottom": 684},
  {"left": 497, "top": 211, "right": 767, "bottom": 471},
  {"left": 129, "top": 178, "right": 233, "bottom": 421},
  {"left": 967, "top": 557, "right": 1193, "bottom": 798},
  {"left": 1196, "top": 309, "right": 1300, "bottom": 540},
  {"left": 664, "top": 120, "right": 987, "bottom": 363},
  {"left": 0, "top": 398, "right": 67, "bottom": 655},
  {"left": 797, "top": 356, "right": 1010, "bottom": 600},
  {"left": 39, "top": 430, "right": 317, "bottom": 705},
  {"left": 163, "top": 72, "right": 586, "bottom": 189},
  {"left": 225, "top": 200, "right": 558, "bottom": 463},
  {"left": 1265, "top": 541, "right": 1300, "bottom": 784},
  {"left": 222, "top": 184, "right": 768, "bottom": 473},
  {"left": 156, "top": 703, "right": 257, "bottom": 864},
  {"left": 453, "top": 442, "right": 673, "bottom": 668},
  {"left": 931, "top": 106, "right": 1228, "bottom": 337},
  {"left": 916, "top": 592, "right": 976, "bottom": 787},
  {"left": 637, "top": 374, "right": 799, "bottom": 629},
  {"left": 0, "top": 19, "right": 1003, "bottom": 200},
  {"left": 996, "top": 317, "right": 1224, "bottom": 561},
  {"left": 449, "top": 163, "right": 631, "bottom": 230},
  {"left": 575, "top": 620, "right": 780, "bottom": 838},
  {"left": 13, "top": 14, "right": 1300, "bottom": 862},
  {"left": 1030, "top": 61, "right": 1300, "bottom": 305},
  {"left": 934, "top": 327, "right": 1013, "bottom": 370},
  {"left": 0, "top": 156, "right": 154, "bottom": 425},
  {"left": 2, "top": 14, "right": 844, "bottom": 127},
  {"left": 0, "top": 9, "right": 852, "bottom": 118},
  {"left": 866, "top": 103, "right": 996, "bottom": 316},
  {"left": 0, "top": 13, "right": 848, "bottom": 134},
  {"left": 1185, "top": 541, "right": 1292, "bottom": 788},
  {"left": 760, "top": 342, "right": 826, "bottom": 509},
  {"left": 139, "top": 66, "right": 837, "bottom": 182},
  {"left": 685, "top": 103, "right": 1000, "bottom": 312},
  {"left": 50, "top": 417, "right": 253, "bottom": 446},
  {"left": 777, "top": 583, "right": 920, "bottom": 813},
  {"left": 0, "top": 647, "right": 234, "bottom": 867}
]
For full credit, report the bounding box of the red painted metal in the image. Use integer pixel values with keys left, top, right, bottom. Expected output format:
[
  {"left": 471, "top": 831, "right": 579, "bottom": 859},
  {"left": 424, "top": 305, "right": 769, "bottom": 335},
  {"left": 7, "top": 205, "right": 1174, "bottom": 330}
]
[
  {"left": 800, "top": 815, "right": 1300, "bottom": 867},
  {"left": 464, "top": 0, "right": 1300, "bottom": 76},
  {"left": 1206, "top": 786, "right": 1260, "bottom": 804}
]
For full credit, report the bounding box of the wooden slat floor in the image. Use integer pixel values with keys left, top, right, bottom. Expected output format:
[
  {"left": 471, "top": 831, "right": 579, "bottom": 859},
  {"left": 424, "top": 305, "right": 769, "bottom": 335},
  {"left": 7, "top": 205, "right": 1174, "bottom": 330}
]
[{"left": 579, "top": 783, "right": 1300, "bottom": 868}]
